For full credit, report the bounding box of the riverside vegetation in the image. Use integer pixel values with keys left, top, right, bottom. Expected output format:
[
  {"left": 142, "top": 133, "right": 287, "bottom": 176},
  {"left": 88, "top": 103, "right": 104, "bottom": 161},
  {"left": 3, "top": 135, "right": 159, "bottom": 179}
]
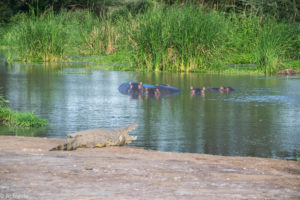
[
  {"left": 0, "top": 92, "right": 47, "bottom": 128},
  {"left": 0, "top": 0, "right": 299, "bottom": 74}
]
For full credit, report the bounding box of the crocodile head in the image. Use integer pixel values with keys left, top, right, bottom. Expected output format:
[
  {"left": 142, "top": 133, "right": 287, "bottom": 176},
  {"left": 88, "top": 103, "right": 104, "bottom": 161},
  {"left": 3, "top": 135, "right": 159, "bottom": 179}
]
[{"left": 117, "top": 123, "right": 138, "bottom": 144}]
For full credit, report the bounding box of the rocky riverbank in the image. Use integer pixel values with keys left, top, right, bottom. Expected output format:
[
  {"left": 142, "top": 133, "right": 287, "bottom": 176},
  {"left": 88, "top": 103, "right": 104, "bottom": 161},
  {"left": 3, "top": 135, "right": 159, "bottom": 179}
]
[{"left": 0, "top": 136, "right": 299, "bottom": 199}]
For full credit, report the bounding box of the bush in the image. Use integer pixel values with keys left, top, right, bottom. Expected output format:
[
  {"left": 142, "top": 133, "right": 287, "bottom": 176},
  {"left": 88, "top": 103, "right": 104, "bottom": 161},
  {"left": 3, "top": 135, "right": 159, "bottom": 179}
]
[{"left": 0, "top": 93, "right": 47, "bottom": 128}]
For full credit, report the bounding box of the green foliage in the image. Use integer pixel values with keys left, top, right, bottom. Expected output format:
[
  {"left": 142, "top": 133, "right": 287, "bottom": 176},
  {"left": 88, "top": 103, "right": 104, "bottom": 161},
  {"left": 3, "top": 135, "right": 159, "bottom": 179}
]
[
  {"left": 0, "top": 93, "right": 47, "bottom": 128},
  {"left": 253, "top": 20, "right": 298, "bottom": 74},
  {"left": 11, "top": 111, "right": 47, "bottom": 127},
  {"left": 0, "top": 0, "right": 26, "bottom": 23},
  {"left": 125, "top": 5, "right": 228, "bottom": 71},
  {"left": 76, "top": 11, "right": 121, "bottom": 55},
  {"left": 160, "top": 0, "right": 299, "bottom": 23},
  {"left": 0, "top": 94, "right": 9, "bottom": 107},
  {"left": 125, "top": 4, "right": 299, "bottom": 72},
  {"left": 227, "top": 13, "right": 300, "bottom": 74},
  {"left": 1, "top": 0, "right": 298, "bottom": 24},
  {"left": 231, "top": 0, "right": 299, "bottom": 23},
  {"left": 1, "top": 1, "right": 299, "bottom": 73},
  {"left": 4, "top": 10, "right": 67, "bottom": 62},
  {"left": 0, "top": 105, "right": 47, "bottom": 128},
  {"left": 0, "top": 106, "right": 11, "bottom": 122}
]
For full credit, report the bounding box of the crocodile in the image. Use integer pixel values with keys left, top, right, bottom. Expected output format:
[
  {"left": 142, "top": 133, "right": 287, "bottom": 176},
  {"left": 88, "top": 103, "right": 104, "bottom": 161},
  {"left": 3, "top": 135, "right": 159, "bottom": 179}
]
[{"left": 50, "top": 123, "right": 138, "bottom": 151}]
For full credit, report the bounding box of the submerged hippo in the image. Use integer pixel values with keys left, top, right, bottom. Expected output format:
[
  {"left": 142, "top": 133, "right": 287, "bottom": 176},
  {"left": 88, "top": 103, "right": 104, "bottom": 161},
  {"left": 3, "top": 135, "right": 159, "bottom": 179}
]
[
  {"left": 191, "top": 86, "right": 235, "bottom": 95},
  {"left": 219, "top": 86, "right": 235, "bottom": 93},
  {"left": 118, "top": 81, "right": 181, "bottom": 99},
  {"left": 144, "top": 87, "right": 160, "bottom": 99},
  {"left": 205, "top": 87, "right": 219, "bottom": 92},
  {"left": 190, "top": 86, "right": 205, "bottom": 96},
  {"left": 128, "top": 82, "right": 144, "bottom": 95},
  {"left": 119, "top": 81, "right": 143, "bottom": 95},
  {"left": 206, "top": 86, "right": 235, "bottom": 93},
  {"left": 156, "top": 84, "right": 181, "bottom": 96}
]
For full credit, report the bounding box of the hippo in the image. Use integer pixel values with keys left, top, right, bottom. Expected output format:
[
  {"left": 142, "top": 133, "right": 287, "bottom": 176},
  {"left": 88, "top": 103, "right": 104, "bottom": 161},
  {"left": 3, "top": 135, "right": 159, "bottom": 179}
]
[
  {"left": 205, "top": 86, "right": 235, "bottom": 93},
  {"left": 156, "top": 84, "right": 181, "bottom": 96},
  {"left": 219, "top": 86, "right": 235, "bottom": 93},
  {"left": 128, "top": 82, "right": 144, "bottom": 95},
  {"left": 190, "top": 86, "right": 205, "bottom": 96},
  {"left": 144, "top": 87, "right": 160, "bottom": 99},
  {"left": 118, "top": 81, "right": 181, "bottom": 99},
  {"left": 191, "top": 86, "right": 235, "bottom": 95},
  {"left": 205, "top": 87, "right": 220, "bottom": 92},
  {"left": 118, "top": 81, "right": 141, "bottom": 96}
]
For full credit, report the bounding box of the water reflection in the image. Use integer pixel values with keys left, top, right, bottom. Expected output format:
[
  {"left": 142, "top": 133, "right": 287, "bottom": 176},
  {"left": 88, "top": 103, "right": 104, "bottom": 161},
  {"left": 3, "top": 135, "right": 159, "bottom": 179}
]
[{"left": 0, "top": 61, "right": 299, "bottom": 160}]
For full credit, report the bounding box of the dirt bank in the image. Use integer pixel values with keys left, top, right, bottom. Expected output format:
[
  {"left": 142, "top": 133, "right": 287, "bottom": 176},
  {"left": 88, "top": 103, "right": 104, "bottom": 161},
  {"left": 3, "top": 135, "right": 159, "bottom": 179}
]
[
  {"left": 276, "top": 68, "right": 300, "bottom": 75},
  {"left": 0, "top": 136, "right": 299, "bottom": 200}
]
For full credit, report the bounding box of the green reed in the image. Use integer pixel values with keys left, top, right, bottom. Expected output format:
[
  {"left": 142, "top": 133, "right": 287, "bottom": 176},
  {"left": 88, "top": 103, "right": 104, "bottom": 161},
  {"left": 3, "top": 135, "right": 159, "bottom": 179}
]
[
  {"left": 227, "top": 12, "right": 300, "bottom": 74},
  {"left": 1, "top": 2, "right": 299, "bottom": 73},
  {"left": 78, "top": 13, "right": 121, "bottom": 56},
  {"left": 4, "top": 10, "right": 67, "bottom": 62},
  {"left": 124, "top": 4, "right": 299, "bottom": 73},
  {"left": 254, "top": 20, "right": 299, "bottom": 74},
  {"left": 125, "top": 5, "right": 228, "bottom": 72},
  {"left": 0, "top": 105, "right": 47, "bottom": 128},
  {"left": 0, "top": 90, "right": 47, "bottom": 128}
]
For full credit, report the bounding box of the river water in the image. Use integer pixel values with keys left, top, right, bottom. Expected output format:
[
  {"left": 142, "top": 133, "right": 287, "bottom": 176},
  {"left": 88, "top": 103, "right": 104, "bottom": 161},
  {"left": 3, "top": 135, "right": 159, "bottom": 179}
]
[{"left": 0, "top": 61, "right": 299, "bottom": 160}]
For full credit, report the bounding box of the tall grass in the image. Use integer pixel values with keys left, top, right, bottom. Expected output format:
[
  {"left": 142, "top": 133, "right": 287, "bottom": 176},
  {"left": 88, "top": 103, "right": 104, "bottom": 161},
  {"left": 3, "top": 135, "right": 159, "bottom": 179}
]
[
  {"left": 0, "top": 106, "right": 47, "bottom": 128},
  {"left": 2, "top": 3, "right": 299, "bottom": 73},
  {"left": 125, "top": 5, "right": 299, "bottom": 73},
  {"left": 0, "top": 88, "right": 47, "bottom": 128},
  {"left": 254, "top": 21, "right": 290, "bottom": 74},
  {"left": 3, "top": 9, "right": 124, "bottom": 61},
  {"left": 125, "top": 5, "right": 228, "bottom": 71},
  {"left": 4, "top": 10, "right": 67, "bottom": 62},
  {"left": 78, "top": 15, "right": 121, "bottom": 56},
  {"left": 0, "top": 92, "right": 47, "bottom": 128},
  {"left": 227, "top": 13, "right": 300, "bottom": 74}
]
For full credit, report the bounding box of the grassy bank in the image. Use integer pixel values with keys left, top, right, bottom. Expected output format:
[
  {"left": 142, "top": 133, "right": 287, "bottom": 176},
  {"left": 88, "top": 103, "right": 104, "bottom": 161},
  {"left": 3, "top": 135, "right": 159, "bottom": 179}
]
[
  {"left": 0, "top": 94, "right": 47, "bottom": 128},
  {"left": 1, "top": 2, "right": 299, "bottom": 73}
]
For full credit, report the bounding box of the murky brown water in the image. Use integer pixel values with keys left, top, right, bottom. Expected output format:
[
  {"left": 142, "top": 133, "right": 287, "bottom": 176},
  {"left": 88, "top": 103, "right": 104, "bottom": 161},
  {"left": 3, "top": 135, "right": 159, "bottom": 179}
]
[{"left": 0, "top": 61, "right": 299, "bottom": 159}]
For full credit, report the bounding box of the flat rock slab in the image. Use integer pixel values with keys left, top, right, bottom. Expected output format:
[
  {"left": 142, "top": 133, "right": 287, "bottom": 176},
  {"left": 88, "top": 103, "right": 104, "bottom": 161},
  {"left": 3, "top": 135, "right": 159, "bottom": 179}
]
[{"left": 0, "top": 136, "right": 299, "bottom": 200}]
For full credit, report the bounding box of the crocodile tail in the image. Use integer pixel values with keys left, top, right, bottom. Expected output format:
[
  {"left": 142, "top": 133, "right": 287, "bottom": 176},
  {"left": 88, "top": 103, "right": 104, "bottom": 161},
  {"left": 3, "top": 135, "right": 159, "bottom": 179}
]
[{"left": 49, "top": 143, "right": 76, "bottom": 151}]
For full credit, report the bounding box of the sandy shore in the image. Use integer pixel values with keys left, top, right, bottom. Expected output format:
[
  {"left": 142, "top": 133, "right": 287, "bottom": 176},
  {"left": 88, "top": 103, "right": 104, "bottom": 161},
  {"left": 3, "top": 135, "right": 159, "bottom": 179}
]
[{"left": 0, "top": 136, "right": 299, "bottom": 200}]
